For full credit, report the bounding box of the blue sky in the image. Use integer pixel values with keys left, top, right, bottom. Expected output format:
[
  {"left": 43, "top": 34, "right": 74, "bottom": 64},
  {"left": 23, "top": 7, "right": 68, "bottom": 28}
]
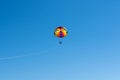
[{"left": 0, "top": 0, "right": 120, "bottom": 80}]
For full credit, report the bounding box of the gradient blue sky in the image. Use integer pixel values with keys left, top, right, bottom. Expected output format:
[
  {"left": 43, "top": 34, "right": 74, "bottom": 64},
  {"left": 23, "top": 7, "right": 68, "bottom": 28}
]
[{"left": 0, "top": 0, "right": 120, "bottom": 80}]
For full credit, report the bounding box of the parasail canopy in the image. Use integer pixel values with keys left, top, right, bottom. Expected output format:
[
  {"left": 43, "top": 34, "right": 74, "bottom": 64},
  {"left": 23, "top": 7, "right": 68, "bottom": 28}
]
[{"left": 54, "top": 26, "right": 68, "bottom": 38}]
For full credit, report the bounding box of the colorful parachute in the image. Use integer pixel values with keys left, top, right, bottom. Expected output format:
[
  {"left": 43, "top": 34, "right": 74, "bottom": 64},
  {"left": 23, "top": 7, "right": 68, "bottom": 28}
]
[
  {"left": 54, "top": 26, "right": 68, "bottom": 44},
  {"left": 54, "top": 26, "right": 67, "bottom": 38}
]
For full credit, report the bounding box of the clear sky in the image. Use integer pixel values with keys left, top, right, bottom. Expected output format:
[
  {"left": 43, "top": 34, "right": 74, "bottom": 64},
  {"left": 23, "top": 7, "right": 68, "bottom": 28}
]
[{"left": 0, "top": 0, "right": 120, "bottom": 80}]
